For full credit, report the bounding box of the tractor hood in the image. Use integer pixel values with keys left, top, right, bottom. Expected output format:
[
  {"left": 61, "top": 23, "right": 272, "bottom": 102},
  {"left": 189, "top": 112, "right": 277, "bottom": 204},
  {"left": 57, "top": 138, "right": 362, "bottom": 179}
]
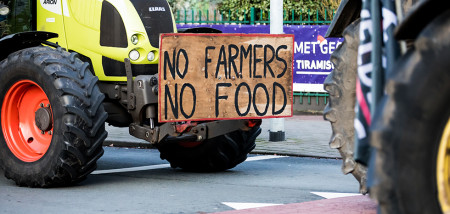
[{"left": 130, "top": 0, "right": 174, "bottom": 48}]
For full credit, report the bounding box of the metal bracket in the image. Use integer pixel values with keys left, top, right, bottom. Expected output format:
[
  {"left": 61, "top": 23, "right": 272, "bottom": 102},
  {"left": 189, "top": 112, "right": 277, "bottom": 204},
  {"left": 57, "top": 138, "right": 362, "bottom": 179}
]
[
  {"left": 200, "top": 120, "right": 248, "bottom": 139},
  {"left": 128, "top": 120, "right": 249, "bottom": 145},
  {"left": 124, "top": 58, "right": 136, "bottom": 110},
  {"left": 129, "top": 123, "right": 160, "bottom": 144}
]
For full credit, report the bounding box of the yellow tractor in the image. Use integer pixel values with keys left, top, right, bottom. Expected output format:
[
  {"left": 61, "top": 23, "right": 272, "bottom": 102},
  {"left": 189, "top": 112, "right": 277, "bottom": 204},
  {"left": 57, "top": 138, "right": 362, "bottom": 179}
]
[{"left": 0, "top": 0, "right": 266, "bottom": 187}]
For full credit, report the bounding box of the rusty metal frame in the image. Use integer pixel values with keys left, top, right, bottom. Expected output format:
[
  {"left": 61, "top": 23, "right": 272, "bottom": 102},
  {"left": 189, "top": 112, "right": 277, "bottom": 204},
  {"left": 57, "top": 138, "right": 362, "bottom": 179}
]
[
  {"left": 129, "top": 119, "right": 249, "bottom": 145},
  {"left": 97, "top": 59, "right": 254, "bottom": 145}
]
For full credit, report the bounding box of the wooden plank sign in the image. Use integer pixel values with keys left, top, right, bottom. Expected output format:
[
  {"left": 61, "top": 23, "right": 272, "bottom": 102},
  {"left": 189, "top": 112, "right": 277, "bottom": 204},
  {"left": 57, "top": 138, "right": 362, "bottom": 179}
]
[{"left": 158, "top": 33, "right": 294, "bottom": 122}]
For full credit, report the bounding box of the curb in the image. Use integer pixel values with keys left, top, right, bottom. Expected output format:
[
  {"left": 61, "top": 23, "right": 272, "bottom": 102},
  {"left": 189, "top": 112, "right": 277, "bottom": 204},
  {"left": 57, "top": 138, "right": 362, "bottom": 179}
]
[
  {"left": 250, "top": 150, "right": 340, "bottom": 159},
  {"left": 103, "top": 140, "right": 340, "bottom": 159}
]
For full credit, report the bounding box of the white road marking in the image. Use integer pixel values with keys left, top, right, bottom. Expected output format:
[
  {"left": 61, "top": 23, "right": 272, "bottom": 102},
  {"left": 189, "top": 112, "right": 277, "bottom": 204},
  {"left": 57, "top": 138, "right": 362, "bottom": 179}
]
[
  {"left": 92, "top": 155, "right": 286, "bottom": 175},
  {"left": 91, "top": 164, "right": 171, "bottom": 175},
  {"left": 245, "top": 155, "right": 287, "bottom": 162},
  {"left": 311, "top": 192, "right": 361, "bottom": 199},
  {"left": 222, "top": 191, "right": 361, "bottom": 210},
  {"left": 222, "top": 202, "right": 281, "bottom": 210}
]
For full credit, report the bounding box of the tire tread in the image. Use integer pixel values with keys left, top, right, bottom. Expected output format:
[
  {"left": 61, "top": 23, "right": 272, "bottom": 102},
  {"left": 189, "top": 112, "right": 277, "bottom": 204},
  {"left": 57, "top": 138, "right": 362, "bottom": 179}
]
[
  {"left": 323, "top": 19, "right": 368, "bottom": 193},
  {"left": 0, "top": 46, "right": 107, "bottom": 187}
]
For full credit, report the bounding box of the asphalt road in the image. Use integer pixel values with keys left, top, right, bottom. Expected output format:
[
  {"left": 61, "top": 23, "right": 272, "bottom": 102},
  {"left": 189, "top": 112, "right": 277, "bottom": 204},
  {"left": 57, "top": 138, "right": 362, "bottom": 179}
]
[{"left": 0, "top": 147, "right": 359, "bottom": 214}]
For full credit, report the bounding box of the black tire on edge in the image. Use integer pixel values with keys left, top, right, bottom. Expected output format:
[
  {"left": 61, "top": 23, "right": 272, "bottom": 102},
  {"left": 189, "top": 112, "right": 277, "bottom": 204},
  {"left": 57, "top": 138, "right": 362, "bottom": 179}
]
[
  {"left": 157, "top": 125, "right": 261, "bottom": 172},
  {"left": 323, "top": 19, "right": 368, "bottom": 194},
  {"left": 0, "top": 47, "right": 108, "bottom": 187},
  {"left": 371, "top": 11, "right": 450, "bottom": 214}
]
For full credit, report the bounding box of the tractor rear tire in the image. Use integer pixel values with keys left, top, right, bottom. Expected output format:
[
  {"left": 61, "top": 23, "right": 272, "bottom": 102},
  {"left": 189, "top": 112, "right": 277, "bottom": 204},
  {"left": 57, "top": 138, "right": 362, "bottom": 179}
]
[
  {"left": 370, "top": 11, "right": 450, "bottom": 214},
  {"left": 0, "top": 47, "right": 108, "bottom": 187},
  {"left": 157, "top": 126, "right": 261, "bottom": 172},
  {"left": 323, "top": 19, "right": 368, "bottom": 194}
]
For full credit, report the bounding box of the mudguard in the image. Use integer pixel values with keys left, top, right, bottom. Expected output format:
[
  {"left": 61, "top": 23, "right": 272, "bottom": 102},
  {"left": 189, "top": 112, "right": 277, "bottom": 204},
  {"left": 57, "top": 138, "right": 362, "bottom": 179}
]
[
  {"left": 177, "top": 27, "right": 222, "bottom": 33},
  {"left": 325, "top": 0, "right": 361, "bottom": 38},
  {"left": 0, "top": 31, "right": 58, "bottom": 61},
  {"left": 396, "top": 0, "right": 450, "bottom": 40}
]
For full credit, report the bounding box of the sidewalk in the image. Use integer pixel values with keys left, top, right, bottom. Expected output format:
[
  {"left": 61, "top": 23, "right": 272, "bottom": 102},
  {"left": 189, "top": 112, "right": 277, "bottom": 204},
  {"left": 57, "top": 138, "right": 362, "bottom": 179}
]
[{"left": 104, "top": 115, "right": 340, "bottom": 159}]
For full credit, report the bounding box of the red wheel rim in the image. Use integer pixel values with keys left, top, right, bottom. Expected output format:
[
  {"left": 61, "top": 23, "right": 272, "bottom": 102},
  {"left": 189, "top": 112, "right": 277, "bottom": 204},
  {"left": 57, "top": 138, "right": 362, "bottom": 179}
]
[{"left": 1, "top": 80, "right": 53, "bottom": 162}]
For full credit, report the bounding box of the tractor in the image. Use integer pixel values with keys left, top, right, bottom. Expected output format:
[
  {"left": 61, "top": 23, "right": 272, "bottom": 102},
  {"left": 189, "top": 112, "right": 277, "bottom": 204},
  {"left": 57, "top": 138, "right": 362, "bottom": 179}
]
[
  {"left": 0, "top": 0, "right": 266, "bottom": 187},
  {"left": 324, "top": 0, "right": 450, "bottom": 213}
]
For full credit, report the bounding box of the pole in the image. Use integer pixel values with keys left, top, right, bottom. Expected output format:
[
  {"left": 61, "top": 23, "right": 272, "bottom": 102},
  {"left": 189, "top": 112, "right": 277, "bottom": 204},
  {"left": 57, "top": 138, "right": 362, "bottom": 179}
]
[
  {"left": 269, "top": 0, "right": 285, "bottom": 142},
  {"left": 270, "top": 0, "right": 283, "bottom": 34}
]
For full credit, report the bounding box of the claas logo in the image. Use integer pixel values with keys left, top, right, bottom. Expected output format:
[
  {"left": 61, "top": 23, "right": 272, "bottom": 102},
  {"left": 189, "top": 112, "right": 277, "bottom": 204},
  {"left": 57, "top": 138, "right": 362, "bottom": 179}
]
[{"left": 43, "top": 0, "right": 57, "bottom": 4}]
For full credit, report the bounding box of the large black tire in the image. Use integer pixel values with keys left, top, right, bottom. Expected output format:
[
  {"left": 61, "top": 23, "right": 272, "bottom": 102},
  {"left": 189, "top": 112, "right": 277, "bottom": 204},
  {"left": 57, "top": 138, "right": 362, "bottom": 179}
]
[
  {"left": 323, "top": 19, "right": 368, "bottom": 193},
  {"left": 157, "top": 126, "right": 261, "bottom": 172},
  {"left": 0, "top": 47, "right": 108, "bottom": 187},
  {"left": 371, "top": 11, "right": 450, "bottom": 214}
]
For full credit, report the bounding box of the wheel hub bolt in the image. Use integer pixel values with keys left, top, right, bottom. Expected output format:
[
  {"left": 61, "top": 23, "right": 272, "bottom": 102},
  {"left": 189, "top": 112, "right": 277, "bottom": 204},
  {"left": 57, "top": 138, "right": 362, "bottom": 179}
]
[{"left": 35, "top": 106, "right": 53, "bottom": 132}]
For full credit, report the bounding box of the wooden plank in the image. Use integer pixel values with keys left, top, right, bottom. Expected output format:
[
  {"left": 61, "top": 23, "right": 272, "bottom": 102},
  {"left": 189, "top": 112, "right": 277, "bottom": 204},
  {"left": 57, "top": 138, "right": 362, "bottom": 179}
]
[{"left": 158, "top": 33, "right": 294, "bottom": 122}]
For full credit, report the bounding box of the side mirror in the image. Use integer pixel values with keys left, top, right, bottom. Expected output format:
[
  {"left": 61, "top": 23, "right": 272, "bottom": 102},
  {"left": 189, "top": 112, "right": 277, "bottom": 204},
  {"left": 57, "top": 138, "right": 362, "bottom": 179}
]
[{"left": 0, "top": 4, "right": 9, "bottom": 16}]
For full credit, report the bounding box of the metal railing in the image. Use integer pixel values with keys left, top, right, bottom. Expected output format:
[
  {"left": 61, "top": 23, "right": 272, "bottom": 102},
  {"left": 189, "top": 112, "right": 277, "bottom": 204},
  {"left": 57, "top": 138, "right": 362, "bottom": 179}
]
[
  {"left": 293, "top": 92, "right": 329, "bottom": 105},
  {"left": 175, "top": 7, "right": 335, "bottom": 25}
]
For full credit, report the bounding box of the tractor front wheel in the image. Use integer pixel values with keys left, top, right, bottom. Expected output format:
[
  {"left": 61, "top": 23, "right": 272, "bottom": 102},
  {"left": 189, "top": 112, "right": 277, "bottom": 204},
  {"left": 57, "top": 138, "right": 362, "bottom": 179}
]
[
  {"left": 323, "top": 19, "right": 367, "bottom": 193},
  {"left": 157, "top": 125, "right": 261, "bottom": 172},
  {"left": 371, "top": 11, "right": 450, "bottom": 214},
  {"left": 0, "top": 47, "right": 108, "bottom": 187}
]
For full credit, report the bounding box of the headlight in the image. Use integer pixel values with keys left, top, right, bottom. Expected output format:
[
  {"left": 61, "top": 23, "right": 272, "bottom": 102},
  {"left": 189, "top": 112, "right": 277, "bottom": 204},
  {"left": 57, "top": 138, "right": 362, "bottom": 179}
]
[
  {"left": 0, "top": 4, "right": 9, "bottom": 16},
  {"left": 147, "top": 51, "right": 155, "bottom": 61},
  {"left": 131, "top": 35, "right": 139, "bottom": 45},
  {"left": 129, "top": 50, "right": 140, "bottom": 61}
]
